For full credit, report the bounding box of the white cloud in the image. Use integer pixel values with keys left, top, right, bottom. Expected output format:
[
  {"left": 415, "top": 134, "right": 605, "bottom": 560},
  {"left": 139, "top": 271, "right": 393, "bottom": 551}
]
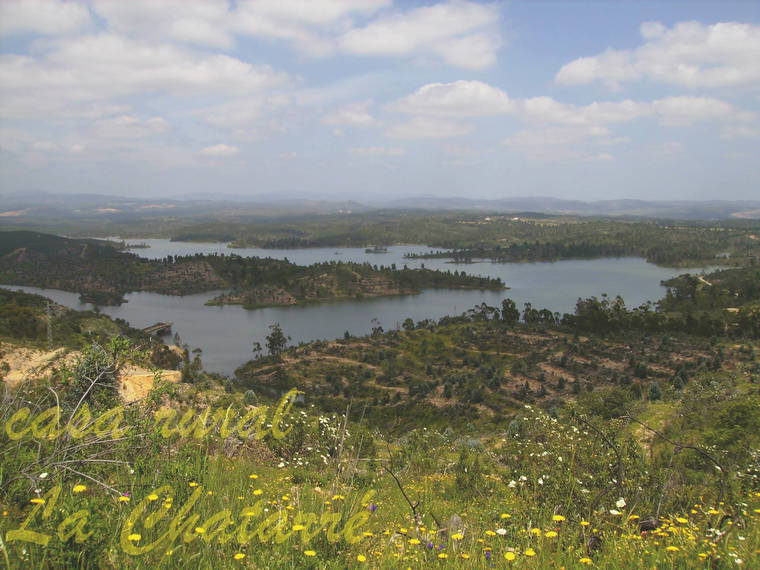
[
  {"left": 504, "top": 126, "right": 620, "bottom": 161},
  {"left": 520, "top": 97, "right": 648, "bottom": 126},
  {"left": 323, "top": 101, "right": 378, "bottom": 127},
  {"left": 650, "top": 96, "right": 739, "bottom": 126},
  {"left": 659, "top": 141, "right": 685, "bottom": 155},
  {"left": 340, "top": 1, "right": 501, "bottom": 69},
  {"left": 386, "top": 116, "right": 472, "bottom": 139},
  {"left": 556, "top": 21, "right": 760, "bottom": 89},
  {"left": 584, "top": 152, "right": 614, "bottom": 162},
  {"left": 520, "top": 95, "right": 744, "bottom": 127},
  {"left": 0, "top": 34, "right": 289, "bottom": 119},
  {"left": 92, "top": 0, "right": 233, "bottom": 48},
  {"left": 92, "top": 115, "right": 170, "bottom": 139},
  {"left": 0, "top": 0, "right": 92, "bottom": 36},
  {"left": 349, "top": 146, "right": 405, "bottom": 156},
  {"left": 232, "top": 0, "right": 391, "bottom": 56},
  {"left": 721, "top": 125, "right": 760, "bottom": 140},
  {"left": 390, "top": 80, "right": 514, "bottom": 117},
  {"left": 199, "top": 143, "right": 240, "bottom": 157}
]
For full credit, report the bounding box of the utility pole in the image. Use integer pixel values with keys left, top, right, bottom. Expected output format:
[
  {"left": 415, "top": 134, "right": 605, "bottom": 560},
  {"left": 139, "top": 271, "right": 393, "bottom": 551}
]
[{"left": 46, "top": 300, "right": 53, "bottom": 350}]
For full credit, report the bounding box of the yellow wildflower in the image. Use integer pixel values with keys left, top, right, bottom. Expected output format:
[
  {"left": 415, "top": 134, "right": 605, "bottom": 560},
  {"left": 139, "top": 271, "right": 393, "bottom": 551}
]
[
  {"left": 304, "top": 550, "right": 316, "bottom": 557},
  {"left": 451, "top": 533, "right": 464, "bottom": 540},
  {"left": 118, "top": 496, "right": 130, "bottom": 503},
  {"left": 72, "top": 484, "right": 87, "bottom": 493},
  {"left": 552, "top": 514, "right": 566, "bottom": 522},
  {"left": 30, "top": 498, "right": 45, "bottom": 505},
  {"left": 666, "top": 546, "right": 679, "bottom": 552},
  {"left": 127, "top": 534, "right": 141, "bottom": 542},
  {"left": 504, "top": 551, "right": 516, "bottom": 561},
  {"left": 234, "top": 553, "right": 245, "bottom": 560},
  {"left": 579, "top": 557, "right": 592, "bottom": 565},
  {"left": 357, "top": 554, "right": 367, "bottom": 562},
  {"left": 253, "top": 489, "right": 263, "bottom": 495},
  {"left": 500, "top": 513, "right": 511, "bottom": 519},
  {"left": 545, "top": 531, "right": 558, "bottom": 538},
  {"left": 580, "top": 521, "right": 590, "bottom": 526},
  {"left": 437, "top": 553, "right": 448, "bottom": 559},
  {"left": 194, "top": 527, "right": 206, "bottom": 534},
  {"left": 524, "top": 548, "right": 536, "bottom": 557}
]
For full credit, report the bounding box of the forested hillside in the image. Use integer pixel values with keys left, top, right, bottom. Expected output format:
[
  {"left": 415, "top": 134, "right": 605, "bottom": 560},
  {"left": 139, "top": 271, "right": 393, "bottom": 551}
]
[{"left": 0, "top": 231, "right": 503, "bottom": 307}]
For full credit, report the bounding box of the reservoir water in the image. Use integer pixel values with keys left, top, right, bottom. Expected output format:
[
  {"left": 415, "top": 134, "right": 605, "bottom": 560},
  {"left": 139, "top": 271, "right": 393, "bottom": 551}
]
[{"left": 3, "top": 240, "right": 711, "bottom": 376}]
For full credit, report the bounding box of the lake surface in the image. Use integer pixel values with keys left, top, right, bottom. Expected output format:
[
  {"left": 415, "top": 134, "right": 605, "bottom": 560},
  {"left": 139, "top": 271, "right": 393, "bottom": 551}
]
[{"left": 4, "top": 239, "right": 712, "bottom": 376}]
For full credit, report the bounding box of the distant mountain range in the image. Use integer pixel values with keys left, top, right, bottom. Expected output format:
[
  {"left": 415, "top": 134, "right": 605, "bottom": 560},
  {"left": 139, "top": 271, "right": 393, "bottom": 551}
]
[
  {"left": 1, "top": 190, "right": 759, "bottom": 220},
  {"left": 380, "top": 196, "right": 760, "bottom": 219}
]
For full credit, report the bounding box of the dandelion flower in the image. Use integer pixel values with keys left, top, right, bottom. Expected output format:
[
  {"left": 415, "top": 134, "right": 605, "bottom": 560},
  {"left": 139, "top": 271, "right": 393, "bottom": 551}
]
[
  {"left": 249, "top": 474, "right": 258, "bottom": 479},
  {"left": 30, "top": 498, "right": 45, "bottom": 505},
  {"left": 253, "top": 489, "right": 263, "bottom": 495},
  {"left": 233, "top": 553, "right": 245, "bottom": 560},
  {"left": 552, "top": 515, "right": 566, "bottom": 522},
  {"left": 194, "top": 527, "right": 206, "bottom": 534},
  {"left": 504, "top": 551, "right": 516, "bottom": 561},
  {"left": 409, "top": 539, "right": 421, "bottom": 545},
  {"left": 524, "top": 548, "right": 536, "bottom": 557},
  {"left": 451, "top": 533, "right": 464, "bottom": 540},
  {"left": 500, "top": 513, "right": 511, "bottom": 519},
  {"left": 147, "top": 494, "right": 158, "bottom": 501},
  {"left": 304, "top": 550, "right": 316, "bottom": 557},
  {"left": 666, "top": 546, "right": 679, "bottom": 552},
  {"left": 72, "top": 485, "right": 87, "bottom": 493},
  {"left": 127, "top": 534, "right": 141, "bottom": 542},
  {"left": 357, "top": 554, "right": 367, "bottom": 562},
  {"left": 579, "top": 557, "right": 592, "bottom": 565},
  {"left": 580, "top": 521, "right": 590, "bottom": 526},
  {"left": 118, "top": 495, "right": 130, "bottom": 503},
  {"left": 189, "top": 482, "right": 199, "bottom": 487},
  {"left": 676, "top": 517, "right": 688, "bottom": 524},
  {"left": 545, "top": 531, "right": 558, "bottom": 538},
  {"left": 460, "top": 553, "right": 470, "bottom": 559},
  {"left": 437, "top": 553, "right": 448, "bottom": 559}
]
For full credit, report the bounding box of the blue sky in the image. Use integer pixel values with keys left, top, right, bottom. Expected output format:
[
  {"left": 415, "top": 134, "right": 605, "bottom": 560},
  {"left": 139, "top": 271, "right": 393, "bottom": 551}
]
[{"left": 0, "top": 0, "right": 758, "bottom": 202}]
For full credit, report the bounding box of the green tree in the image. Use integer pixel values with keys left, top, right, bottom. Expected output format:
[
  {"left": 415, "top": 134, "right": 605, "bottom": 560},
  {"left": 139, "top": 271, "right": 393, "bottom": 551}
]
[
  {"left": 501, "top": 298, "right": 520, "bottom": 326},
  {"left": 266, "top": 323, "right": 290, "bottom": 357}
]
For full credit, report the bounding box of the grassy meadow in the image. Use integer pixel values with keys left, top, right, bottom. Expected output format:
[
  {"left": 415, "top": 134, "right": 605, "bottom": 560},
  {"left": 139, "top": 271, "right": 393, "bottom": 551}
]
[{"left": 1, "top": 327, "right": 759, "bottom": 569}]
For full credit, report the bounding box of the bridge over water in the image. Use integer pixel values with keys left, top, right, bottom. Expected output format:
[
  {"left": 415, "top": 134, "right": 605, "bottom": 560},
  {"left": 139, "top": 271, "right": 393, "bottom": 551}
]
[{"left": 142, "top": 322, "right": 173, "bottom": 336}]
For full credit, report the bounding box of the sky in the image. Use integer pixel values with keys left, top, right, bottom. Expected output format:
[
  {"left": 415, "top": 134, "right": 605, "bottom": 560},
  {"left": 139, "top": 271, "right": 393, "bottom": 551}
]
[{"left": 0, "top": 0, "right": 759, "bottom": 202}]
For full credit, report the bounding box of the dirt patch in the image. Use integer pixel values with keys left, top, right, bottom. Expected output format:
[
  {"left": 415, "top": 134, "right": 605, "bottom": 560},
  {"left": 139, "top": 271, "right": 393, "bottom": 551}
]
[
  {"left": 0, "top": 345, "right": 78, "bottom": 389},
  {"left": 118, "top": 365, "right": 181, "bottom": 403},
  {"left": 1, "top": 343, "right": 180, "bottom": 401}
]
